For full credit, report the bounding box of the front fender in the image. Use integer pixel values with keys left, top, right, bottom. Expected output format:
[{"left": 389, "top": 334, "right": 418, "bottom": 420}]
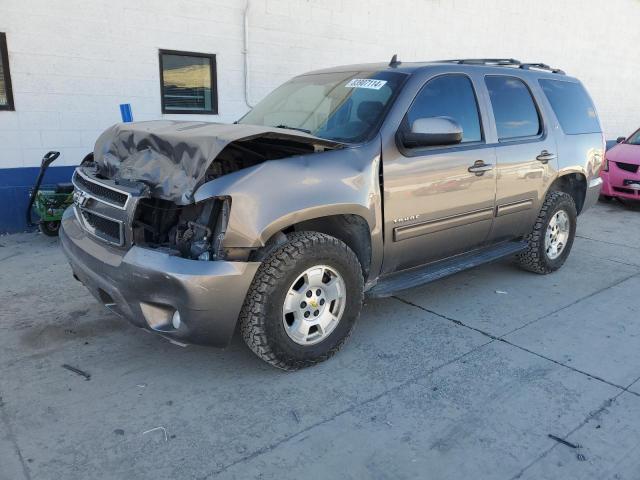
[{"left": 193, "top": 141, "right": 382, "bottom": 249}]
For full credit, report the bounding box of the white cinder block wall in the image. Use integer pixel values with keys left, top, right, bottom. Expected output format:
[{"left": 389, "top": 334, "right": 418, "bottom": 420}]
[{"left": 0, "top": 0, "right": 639, "bottom": 171}]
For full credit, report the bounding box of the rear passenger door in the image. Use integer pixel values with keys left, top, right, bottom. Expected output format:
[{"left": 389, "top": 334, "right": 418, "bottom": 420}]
[{"left": 484, "top": 75, "right": 557, "bottom": 241}]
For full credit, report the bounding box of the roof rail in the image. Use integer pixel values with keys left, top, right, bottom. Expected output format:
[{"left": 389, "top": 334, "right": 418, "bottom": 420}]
[
  {"left": 432, "top": 58, "right": 565, "bottom": 74},
  {"left": 519, "top": 63, "right": 566, "bottom": 75},
  {"left": 439, "top": 58, "right": 522, "bottom": 66}
]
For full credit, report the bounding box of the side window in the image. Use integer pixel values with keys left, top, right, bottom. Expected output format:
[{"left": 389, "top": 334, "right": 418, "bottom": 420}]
[
  {"left": 406, "top": 74, "right": 482, "bottom": 143},
  {"left": 485, "top": 76, "right": 541, "bottom": 140},
  {"left": 539, "top": 79, "right": 601, "bottom": 135}
]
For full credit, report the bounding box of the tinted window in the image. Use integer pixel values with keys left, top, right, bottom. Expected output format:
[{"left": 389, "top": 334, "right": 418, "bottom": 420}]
[
  {"left": 406, "top": 74, "right": 482, "bottom": 143},
  {"left": 159, "top": 50, "right": 217, "bottom": 114},
  {"left": 485, "top": 76, "right": 541, "bottom": 140},
  {"left": 539, "top": 79, "right": 600, "bottom": 135}
]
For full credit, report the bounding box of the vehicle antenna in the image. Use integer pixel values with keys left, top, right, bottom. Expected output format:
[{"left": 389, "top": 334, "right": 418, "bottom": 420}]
[{"left": 389, "top": 54, "right": 401, "bottom": 67}]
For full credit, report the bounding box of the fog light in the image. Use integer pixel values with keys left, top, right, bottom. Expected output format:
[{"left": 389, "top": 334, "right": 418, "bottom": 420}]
[{"left": 172, "top": 310, "right": 181, "bottom": 329}]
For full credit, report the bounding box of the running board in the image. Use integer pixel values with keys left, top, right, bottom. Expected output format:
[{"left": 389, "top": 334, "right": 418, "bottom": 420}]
[{"left": 367, "top": 241, "right": 528, "bottom": 298}]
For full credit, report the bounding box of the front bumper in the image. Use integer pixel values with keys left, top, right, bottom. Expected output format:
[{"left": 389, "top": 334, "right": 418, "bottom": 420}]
[
  {"left": 59, "top": 208, "right": 260, "bottom": 347},
  {"left": 601, "top": 166, "right": 640, "bottom": 200}
]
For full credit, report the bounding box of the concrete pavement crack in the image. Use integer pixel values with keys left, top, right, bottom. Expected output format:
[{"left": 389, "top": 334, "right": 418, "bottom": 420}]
[
  {"left": 576, "top": 234, "right": 640, "bottom": 251},
  {"left": 200, "top": 338, "right": 495, "bottom": 479},
  {"left": 509, "top": 372, "right": 640, "bottom": 479},
  {"left": 393, "top": 272, "right": 640, "bottom": 478},
  {"left": 500, "top": 270, "right": 640, "bottom": 339},
  {"left": 393, "top": 289, "right": 640, "bottom": 398}
]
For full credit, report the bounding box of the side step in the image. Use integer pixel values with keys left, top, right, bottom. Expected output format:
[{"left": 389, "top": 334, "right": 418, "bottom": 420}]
[{"left": 367, "top": 241, "right": 528, "bottom": 298}]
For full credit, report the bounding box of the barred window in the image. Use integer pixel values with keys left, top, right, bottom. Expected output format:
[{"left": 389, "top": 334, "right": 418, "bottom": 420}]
[{"left": 159, "top": 50, "right": 217, "bottom": 114}]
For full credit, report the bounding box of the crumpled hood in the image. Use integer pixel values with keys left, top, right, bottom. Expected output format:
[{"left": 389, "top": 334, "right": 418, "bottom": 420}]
[
  {"left": 94, "top": 120, "right": 343, "bottom": 204},
  {"left": 606, "top": 143, "right": 640, "bottom": 165}
]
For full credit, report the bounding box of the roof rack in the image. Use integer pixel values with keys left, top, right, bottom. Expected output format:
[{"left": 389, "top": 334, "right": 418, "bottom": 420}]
[
  {"left": 440, "top": 58, "right": 522, "bottom": 66},
  {"left": 519, "top": 63, "right": 565, "bottom": 75},
  {"left": 433, "top": 58, "right": 564, "bottom": 74}
]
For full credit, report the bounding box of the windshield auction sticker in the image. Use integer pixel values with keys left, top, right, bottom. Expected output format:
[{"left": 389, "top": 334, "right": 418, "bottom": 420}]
[{"left": 345, "top": 79, "right": 387, "bottom": 90}]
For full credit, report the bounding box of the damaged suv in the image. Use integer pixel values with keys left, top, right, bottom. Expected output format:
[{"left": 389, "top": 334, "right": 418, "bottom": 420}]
[{"left": 60, "top": 58, "right": 604, "bottom": 369}]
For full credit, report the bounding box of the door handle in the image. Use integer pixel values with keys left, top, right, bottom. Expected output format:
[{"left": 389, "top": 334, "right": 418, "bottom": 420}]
[
  {"left": 468, "top": 160, "right": 493, "bottom": 176},
  {"left": 536, "top": 150, "right": 557, "bottom": 164}
]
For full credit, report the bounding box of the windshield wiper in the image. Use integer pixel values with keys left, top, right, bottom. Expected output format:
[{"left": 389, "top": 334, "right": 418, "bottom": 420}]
[{"left": 275, "top": 124, "right": 312, "bottom": 134}]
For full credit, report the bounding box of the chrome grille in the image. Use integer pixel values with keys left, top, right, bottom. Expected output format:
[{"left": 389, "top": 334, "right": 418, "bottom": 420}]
[
  {"left": 72, "top": 170, "right": 130, "bottom": 209},
  {"left": 71, "top": 167, "right": 143, "bottom": 247},
  {"left": 80, "top": 210, "right": 123, "bottom": 245}
]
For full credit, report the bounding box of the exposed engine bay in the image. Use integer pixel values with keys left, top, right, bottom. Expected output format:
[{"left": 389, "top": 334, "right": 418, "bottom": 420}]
[
  {"left": 85, "top": 121, "right": 343, "bottom": 260},
  {"left": 131, "top": 196, "right": 229, "bottom": 260},
  {"left": 93, "top": 120, "right": 343, "bottom": 203}
]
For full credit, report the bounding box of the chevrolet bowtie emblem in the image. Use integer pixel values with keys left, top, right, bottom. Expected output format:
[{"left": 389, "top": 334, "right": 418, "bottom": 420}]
[{"left": 73, "top": 190, "right": 89, "bottom": 208}]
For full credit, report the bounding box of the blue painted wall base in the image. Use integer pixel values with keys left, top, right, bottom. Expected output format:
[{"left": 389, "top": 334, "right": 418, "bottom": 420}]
[{"left": 1, "top": 165, "right": 77, "bottom": 233}]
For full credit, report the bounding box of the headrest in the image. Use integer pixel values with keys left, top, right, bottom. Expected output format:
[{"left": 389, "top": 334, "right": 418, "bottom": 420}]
[{"left": 357, "top": 101, "right": 384, "bottom": 124}]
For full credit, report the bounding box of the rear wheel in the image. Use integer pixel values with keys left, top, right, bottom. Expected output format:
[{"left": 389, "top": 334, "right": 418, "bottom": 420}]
[
  {"left": 240, "top": 231, "right": 363, "bottom": 370},
  {"left": 39, "top": 220, "right": 60, "bottom": 236},
  {"left": 516, "top": 191, "right": 577, "bottom": 274}
]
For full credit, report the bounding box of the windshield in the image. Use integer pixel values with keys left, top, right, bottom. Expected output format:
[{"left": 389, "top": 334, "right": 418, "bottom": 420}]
[
  {"left": 239, "top": 70, "right": 407, "bottom": 143},
  {"left": 626, "top": 128, "right": 640, "bottom": 145}
]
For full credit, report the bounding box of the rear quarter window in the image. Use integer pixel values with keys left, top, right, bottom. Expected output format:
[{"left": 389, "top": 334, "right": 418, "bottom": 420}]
[{"left": 539, "top": 79, "right": 601, "bottom": 135}]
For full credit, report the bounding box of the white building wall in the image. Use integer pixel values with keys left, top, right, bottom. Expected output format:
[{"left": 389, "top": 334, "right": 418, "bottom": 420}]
[{"left": 0, "top": 0, "right": 639, "bottom": 170}]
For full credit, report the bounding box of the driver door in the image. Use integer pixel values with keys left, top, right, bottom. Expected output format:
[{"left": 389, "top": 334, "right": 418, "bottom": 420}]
[{"left": 382, "top": 74, "right": 497, "bottom": 273}]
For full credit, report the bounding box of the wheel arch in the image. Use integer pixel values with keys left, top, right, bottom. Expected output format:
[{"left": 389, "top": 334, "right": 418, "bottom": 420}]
[
  {"left": 256, "top": 213, "right": 374, "bottom": 282},
  {"left": 548, "top": 171, "right": 588, "bottom": 214}
]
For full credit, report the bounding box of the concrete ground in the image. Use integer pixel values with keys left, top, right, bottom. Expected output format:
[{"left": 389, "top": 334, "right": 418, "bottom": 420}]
[{"left": 1, "top": 200, "right": 640, "bottom": 480}]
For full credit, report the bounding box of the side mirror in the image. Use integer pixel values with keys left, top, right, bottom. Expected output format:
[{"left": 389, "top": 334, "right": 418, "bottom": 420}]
[
  {"left": 401, "top": 116, "right": 463, "bottom": 148},
  {"left": 617, "top": 136, "right": 626, "bottom": 144}
]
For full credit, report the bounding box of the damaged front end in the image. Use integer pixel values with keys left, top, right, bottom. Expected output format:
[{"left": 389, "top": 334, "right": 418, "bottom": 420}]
[
  {"left": 77, "top": 120, "right": 343, "bottom": 261},
  {"left": 132, "top": 196, "right": 230, "bottom": 261}
]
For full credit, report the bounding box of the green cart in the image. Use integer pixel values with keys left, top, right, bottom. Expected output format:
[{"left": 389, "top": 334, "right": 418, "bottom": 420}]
[{"left": 26, "top": 151, "right": 74, "bottom": 236}]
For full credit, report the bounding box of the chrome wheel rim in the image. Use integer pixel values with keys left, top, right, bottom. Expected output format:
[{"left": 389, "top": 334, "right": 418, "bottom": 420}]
[
  {"left": 545, "top": 210, "right": 570, "bottom": 260},
  {"left": 282, "top": 265, "right": 346, "bottom": 346}
]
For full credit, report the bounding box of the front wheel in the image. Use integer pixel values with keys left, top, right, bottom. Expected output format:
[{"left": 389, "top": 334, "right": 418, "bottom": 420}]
[
  {"left": 516, "top": 191, "right": 577, "bottom": 274},
  {"left": 39, "top": 220, "right": 60, "bottom": 236},
  {"left": 240, "top": 231, "right": 364, "bottom": 370}
]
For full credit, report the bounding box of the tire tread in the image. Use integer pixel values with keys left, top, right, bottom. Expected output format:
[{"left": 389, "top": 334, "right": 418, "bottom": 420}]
[
  {"left": 239, "top": 231, "right": 363, "bottom": 370},
  {"left": 516, "top": 191, "right": 576, "bottom": 274}
]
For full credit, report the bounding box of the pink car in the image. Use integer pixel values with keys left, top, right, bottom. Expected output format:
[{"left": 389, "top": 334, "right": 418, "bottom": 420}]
[{"left": 601, "top": 128, "right": 640, "bottom": 200}]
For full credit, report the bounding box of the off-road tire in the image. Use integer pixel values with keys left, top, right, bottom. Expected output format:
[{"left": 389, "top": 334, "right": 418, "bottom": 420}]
[
  {"left": 39, "top": 220, "right": 60, "bottom": 236},
  {"left": 240, "top": 231, "right": 364, "bottom": 370},
  {"left": 516, "top": 191, "right": 577, "bottom": 274}
]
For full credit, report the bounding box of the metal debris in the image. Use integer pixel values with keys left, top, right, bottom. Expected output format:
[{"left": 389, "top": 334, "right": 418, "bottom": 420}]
[
  {"left": 61, "top": 364, "right": 91, "bottom": 381},
  {"left": 548, "top": 434, "right": 580, "bottom": 449}
]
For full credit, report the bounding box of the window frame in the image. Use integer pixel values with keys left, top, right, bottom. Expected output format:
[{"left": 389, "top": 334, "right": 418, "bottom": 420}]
[
  {"left": 158, "top": 49, "right": 218, "bottom": 115},
  {"left": 538, "top": 78, "right": 601, "bottom": 136},
  {"left": 0, "top": 32, "right": 15, "bottom": 111},
  {"left": 484, "top": 74, "right": 544, "bottom": 143},
  {"left": 397, "top": 73, "right": 486, "bottom": 155}
]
